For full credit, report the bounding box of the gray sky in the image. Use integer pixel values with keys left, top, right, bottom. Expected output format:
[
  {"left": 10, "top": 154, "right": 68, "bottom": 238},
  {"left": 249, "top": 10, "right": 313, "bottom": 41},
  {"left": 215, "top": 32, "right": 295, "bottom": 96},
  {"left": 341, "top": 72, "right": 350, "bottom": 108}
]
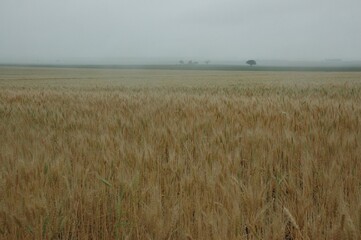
[{"left": 1, "top": 0, "right": 361, "bottom": 63}]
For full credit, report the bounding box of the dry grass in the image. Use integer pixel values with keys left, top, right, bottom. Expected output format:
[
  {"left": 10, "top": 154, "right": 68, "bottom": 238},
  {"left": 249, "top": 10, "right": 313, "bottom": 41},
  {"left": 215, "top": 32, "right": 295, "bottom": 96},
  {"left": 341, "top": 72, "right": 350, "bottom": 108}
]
[{"left": 0, "top": 67, "right": 361, "bottom": 239}]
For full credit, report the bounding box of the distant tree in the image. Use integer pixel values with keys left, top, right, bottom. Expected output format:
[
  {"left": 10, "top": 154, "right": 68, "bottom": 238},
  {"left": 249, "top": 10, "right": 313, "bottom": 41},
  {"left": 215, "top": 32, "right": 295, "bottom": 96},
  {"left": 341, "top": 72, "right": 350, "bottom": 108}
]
[
  {"left": 179, "top": 60, "right": 184, "bottom": 64},
  {"left": 246, "top": 60, "right": 257, "bottom": 66},
  {"left": 205, "top": 60, "right": 210, "bottom": 65},
  {"left": 188, "top": 60, "right": 193, "bottom": 65},
  {"left": 193, "top": 61, "right": 198, "bottom": 65}
]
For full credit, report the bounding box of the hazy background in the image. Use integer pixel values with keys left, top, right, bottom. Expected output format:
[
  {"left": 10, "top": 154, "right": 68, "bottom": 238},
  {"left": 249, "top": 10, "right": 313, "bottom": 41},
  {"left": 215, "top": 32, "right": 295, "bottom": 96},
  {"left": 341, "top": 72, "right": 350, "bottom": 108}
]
[{"left": 1, "top": 0, "right": 361, "bottom": 65}]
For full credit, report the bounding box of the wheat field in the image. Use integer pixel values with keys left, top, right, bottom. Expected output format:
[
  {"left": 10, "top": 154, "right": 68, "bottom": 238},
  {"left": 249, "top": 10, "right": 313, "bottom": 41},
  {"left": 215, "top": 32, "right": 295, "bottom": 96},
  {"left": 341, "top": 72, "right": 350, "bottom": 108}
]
[{"left": 0, "top": 67, "right": 361, "bottom": 239}]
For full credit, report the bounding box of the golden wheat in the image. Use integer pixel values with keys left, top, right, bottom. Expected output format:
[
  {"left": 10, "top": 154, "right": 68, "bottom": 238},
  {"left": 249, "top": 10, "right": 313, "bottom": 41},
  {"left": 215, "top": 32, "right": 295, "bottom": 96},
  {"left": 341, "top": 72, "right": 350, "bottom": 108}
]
[{"left": 0, "top": 67, "right": 361, "bottom": 239}]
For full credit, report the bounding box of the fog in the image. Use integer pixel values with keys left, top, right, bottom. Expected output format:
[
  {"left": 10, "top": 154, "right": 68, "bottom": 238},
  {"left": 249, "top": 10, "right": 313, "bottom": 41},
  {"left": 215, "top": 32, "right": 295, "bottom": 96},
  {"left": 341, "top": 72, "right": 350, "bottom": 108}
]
[{"left": 1, "top": 0, "right": 361, "bottom": 64}]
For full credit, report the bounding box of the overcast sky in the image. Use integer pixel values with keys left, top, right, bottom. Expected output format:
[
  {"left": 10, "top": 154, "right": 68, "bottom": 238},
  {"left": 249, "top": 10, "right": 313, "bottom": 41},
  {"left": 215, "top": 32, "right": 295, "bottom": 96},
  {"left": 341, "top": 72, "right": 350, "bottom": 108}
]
[{"left": 1, "top": 0, "right": 361, "bottom": 63}]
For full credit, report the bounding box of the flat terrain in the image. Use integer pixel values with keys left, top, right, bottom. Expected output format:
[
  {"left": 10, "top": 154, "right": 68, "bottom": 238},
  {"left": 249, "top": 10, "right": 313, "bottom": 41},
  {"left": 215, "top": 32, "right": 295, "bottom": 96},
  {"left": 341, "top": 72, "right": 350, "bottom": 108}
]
[{"left": 1, "top": 67, "right": 361, "bottom": 239}]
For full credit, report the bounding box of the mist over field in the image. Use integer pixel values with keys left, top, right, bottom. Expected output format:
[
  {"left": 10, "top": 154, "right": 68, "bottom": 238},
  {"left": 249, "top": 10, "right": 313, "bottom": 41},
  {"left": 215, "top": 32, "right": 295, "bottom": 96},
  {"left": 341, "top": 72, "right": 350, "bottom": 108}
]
[
  {"left": 1, "top": 0, "right": 361, "bottom": 65},
  {"left": 1, "top": 1, "right": 361, "bottom": 239}
]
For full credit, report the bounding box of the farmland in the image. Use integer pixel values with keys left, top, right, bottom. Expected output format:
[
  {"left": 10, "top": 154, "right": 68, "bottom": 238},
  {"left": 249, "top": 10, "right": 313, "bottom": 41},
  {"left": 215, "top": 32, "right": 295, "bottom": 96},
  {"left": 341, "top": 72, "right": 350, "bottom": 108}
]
[{"left": 1, "top": 67, "right": 361, "bottom": 239}]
